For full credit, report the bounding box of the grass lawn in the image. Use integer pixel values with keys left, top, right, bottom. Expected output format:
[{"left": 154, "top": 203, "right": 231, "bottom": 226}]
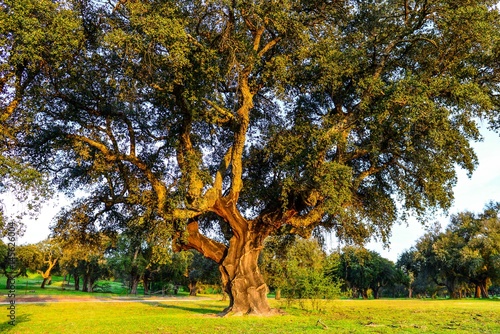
[{"left": 0, "top": 296, "right": 499, "bottom": 333}]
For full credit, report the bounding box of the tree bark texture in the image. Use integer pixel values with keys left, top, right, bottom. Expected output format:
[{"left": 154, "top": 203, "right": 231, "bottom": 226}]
[
  {"left": 275, "top": 288, "right": 281, "bottom": 300},
  {"left": 40, "top": 277, "right": 49, "bottom": 289},
  {"left": 475, "top": 281, "right": 489, "bottom": 298},
  {"left": 73, "top": 274, "right": 80, "bottom": 291},
  {"left": 218, "top": 235, "right": 270, "bottom": 315},
  {"left": 189, "top": 281, "right": 198, "bottom": 296},
  {"left": 82, "top": 274, "right": 89, "bottom": 292},
  {"left": 179, "top": 220, "right": 274, "bottom": 315},
  {"left": 130, "top": 276, "right": 139, "bottom": 295}
]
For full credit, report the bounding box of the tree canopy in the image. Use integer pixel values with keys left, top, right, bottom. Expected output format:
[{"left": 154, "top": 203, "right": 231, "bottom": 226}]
[
  {"left": 407, "top": 202, "right": 500, "bottom": 298},
  {"left": 2, "top": 0, "right": 500, "bottom": 314}
]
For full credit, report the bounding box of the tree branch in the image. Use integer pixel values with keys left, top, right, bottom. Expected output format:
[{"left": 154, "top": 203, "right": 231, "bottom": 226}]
[
  {"left": 258, "top": 37, "right": 281, "bottom": 58},
  {"left": 174, "top": 220, "right": 228, "bottom": 264},
  {"left": 203, "top": 98, "right": 235, "bottom": 125}
]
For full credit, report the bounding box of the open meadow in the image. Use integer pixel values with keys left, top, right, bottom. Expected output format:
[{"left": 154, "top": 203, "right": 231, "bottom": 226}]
[{"left": 1, "top": 294, "right": 499, "bottom": 333}]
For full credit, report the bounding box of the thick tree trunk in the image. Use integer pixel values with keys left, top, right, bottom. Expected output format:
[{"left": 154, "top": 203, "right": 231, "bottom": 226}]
[
  {"left": 40, "top": 277, "right": 50, "bottom": 289},
  {"left": 189, "top": 281, "right": 198, "bottom": 296},
  {"left": 218, "top": 232, "right": 272, "bottom": 316},
  {"left": 275, "top": 288, "right": 281, "bottom": 300},
  {"left": 446, "top": 281, "right": 459, "bottom": 299},
  {"left": 130, "top": 276, "right": 139, "bottom": 295},
  {"left": 176, "top": 209, "right": 276, "bottom": 316},
  {"left": 143, "top": 271, "right": 151, "bottom": 295},
  {"left": 88, "top": 276, "right": 98, "bottom": 293},
  {"left": 82, "top": 274, "right": 89, "bottom": 292},
  {"left": 408, "top": 287, "right": 413, "bottom": 299},
  {"left": 480, "top": 282, "right": 489, "bottom": 298},
  {"left": 73, "top": 274, "right": 80, "bottom": 291}
]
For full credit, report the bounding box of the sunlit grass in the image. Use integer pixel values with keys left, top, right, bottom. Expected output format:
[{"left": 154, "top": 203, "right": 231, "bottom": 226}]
[{"left": 0, "top": 296, "right": 499, "bottom": 333}]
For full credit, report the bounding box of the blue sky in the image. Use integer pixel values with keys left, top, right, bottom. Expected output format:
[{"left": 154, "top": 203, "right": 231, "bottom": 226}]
[{"left": 4, "top": 123, "right": 500, "bottom": 262}]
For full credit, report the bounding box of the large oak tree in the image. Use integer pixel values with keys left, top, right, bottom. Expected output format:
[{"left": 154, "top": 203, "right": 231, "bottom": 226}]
[{"left": 3, "top": 0, "right": 500, "bottom": 314}]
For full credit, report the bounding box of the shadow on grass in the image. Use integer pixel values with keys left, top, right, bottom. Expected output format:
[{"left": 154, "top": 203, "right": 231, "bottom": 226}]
[
  {"left": 0, "top": 314, "right": 31, "bottom": 332},
  {"left": 149, "top": 302, "right": 225, "bottom": 315}
]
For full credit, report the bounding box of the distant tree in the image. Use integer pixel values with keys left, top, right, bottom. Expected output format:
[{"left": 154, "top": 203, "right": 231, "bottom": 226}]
[
  {"left": 412, "top": 203, "right": 500, "bottom": 298},
  {"left": 397, "top": 249, "right": 419, "bottom": 298},
  {"left": 260, "top": 235, "right": 297, "bottom": 300},
  {"left": 447, "top": 203, "right": 500, "bottom": 298},
  {"left": 261, "top": 235, "right": 340, "bottom": 308},
  {"left": 367, "top": 253, "right": 398, "bottom": 299},
  {"left": 0, "top": 242, "right": 40, "bottom": 289},
  {"left": 334, "top": 246, "right": 371, "bottom": 298},
  {"left": 1, "top": 240, "right": 17, "bottom": 288},
  {"left": 147, "top": 251, "right": 193, "bottom": 295},
  {"left": 107, "top": 233, "right": 151, "bottom": 295},
  {"left": 30, "top": 239, "right": 61, "bottom": 289},
  {"left": 5, "top": 0, "right": 500, "bottom": 314},
  {"left": 52, "top": 205, "right": 112, "bottom": 292},
  {"left": 331, "top": 246, "right": 397, "bottom": 299},
  {"left": 187, "top": 250, "right": 220, "bottom": 296}
]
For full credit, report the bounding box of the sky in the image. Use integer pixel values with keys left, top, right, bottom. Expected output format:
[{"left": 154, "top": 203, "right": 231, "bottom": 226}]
[{"left": 3, "top": 123, "right": 500, "bottom": 262}]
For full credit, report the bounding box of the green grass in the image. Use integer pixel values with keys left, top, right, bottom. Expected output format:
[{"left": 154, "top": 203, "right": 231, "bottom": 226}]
[{"left": 0, "top": 297, "right": 499, "bottom": 333}]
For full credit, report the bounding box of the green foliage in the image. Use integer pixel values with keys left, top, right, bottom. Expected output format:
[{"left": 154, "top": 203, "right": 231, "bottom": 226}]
[
  {"left": 261, "top": 236, "right": 342, "bottom": 311},
  {"left": 188, "top": 250, "right": 220, "bottom": 285},
  {"left": 2, "top": 0, "right": 498, "bottom": 248},
  {"left": 328, "top": 246, "right": 399, "bottom": 299},
  {"left": 404, "top": 202, "right": 500, "bottom": 298},
  {"left": 0, "top": 241, "right": 41, "bottom": 284},
  {"left": 0, "top": 0, "right": 79, "bottom": 235}
]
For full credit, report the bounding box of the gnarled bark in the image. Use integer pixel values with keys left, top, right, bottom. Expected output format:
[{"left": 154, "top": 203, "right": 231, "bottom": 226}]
[
  {"left": 177, "top": 201, "right": 278, "bottom": 315},
  {"left": 474, "top": 280, "right": 489, "bottom": 299},
  {"left": 218, "top": 230, "right": 271, "bottom": 316},
  {"left": 188, "top": 280, "right": 198, "bottom": 296},
  {"left": 37, "top": 256, "right": 58, "bottom": 289}
]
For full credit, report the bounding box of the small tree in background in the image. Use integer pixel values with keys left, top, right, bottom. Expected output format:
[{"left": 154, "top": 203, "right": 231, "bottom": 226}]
[
  {"left": 0, "top": 241, "right": 39, "bottom": 288},
  {"left": 34, "top": 239, "right": 61, "bottom": 289},
  {"left": 187, "top": 250, "right": 221, "bottom": 296},
  {"left": 329, "top": 246, "right": 398, "bottom": 299},
  {"left": 412, "top": 203, "right": 500, "bottom": 298},
  {"left": 261, "top": 236, "right": 341, "bottom": 310}
]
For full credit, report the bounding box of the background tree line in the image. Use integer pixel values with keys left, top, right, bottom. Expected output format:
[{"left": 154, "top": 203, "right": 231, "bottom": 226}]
[
  {"left": 2, "top": 202, "right": 498, "bottom": 302},
  {"left": 261, "top": 202, "right": 500, "bottom": 301},
  {"left": 0, "top": 235, "right": 220, "bottom": 296}
]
